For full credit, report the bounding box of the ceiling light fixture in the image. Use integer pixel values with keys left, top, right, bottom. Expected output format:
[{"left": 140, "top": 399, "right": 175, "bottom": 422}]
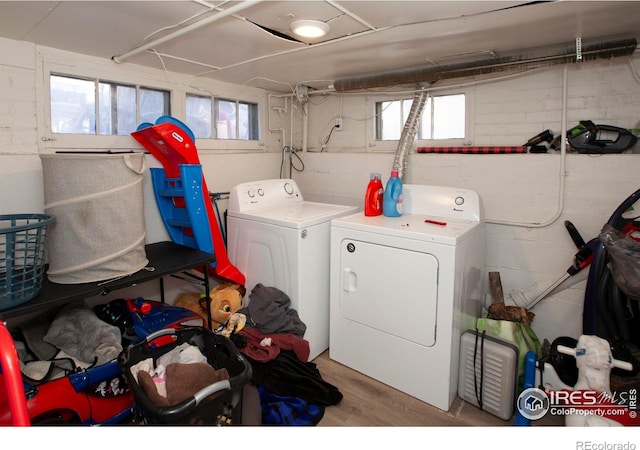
[{"left": 290, "top": 20, "right": 330, "bottom": 38}]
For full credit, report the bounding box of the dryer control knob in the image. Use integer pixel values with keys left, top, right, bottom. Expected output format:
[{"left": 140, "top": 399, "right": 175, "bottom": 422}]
[
  {"left": 248, "top": 189, "right": 256, "bottom": 198},
  {"left": 258, "top": 188, "right": 264, "bottom": 196},
  {"left": 455, "top": 196, "right": 465, "bottom": 206}
]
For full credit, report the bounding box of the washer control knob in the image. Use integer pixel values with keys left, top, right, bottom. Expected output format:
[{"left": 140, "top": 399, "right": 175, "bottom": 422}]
[
  {"left": 258, "top": 188, "right": 264, "bottom": 196},
  {"left": 455, "top": 196, "right": 465, "bottom": 206},
  {"left": 248, "top": 189, "right": 256, "bottom": 198},
  {"left": 284, "top": 182, "right": 294, "bottom": 195}
]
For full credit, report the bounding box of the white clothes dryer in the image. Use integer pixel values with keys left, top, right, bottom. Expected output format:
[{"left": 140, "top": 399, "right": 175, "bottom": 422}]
[
  {"left": 226, "top": 178, "right": 358, "bottom": 361},
  {"left": 329, "top": 184, "right": 486, "bottom": 411}
]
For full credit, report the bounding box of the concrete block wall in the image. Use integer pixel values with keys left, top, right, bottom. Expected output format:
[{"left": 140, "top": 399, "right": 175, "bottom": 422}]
[
  {"left": 0, "top": 39, "right": 38, "bottom": 156},
  {"left": 0, "top": 39, "right": 44, "bottom": 214},
  {"left": 1, "top": 33, "right": 640, "bottom": 345},
  {"left": 0, "top": 36, "right": 285, "bottom": 218},
  {"left": 298, "top": 57, "right": 640, "bottom": 344},
  {"left": 0, "top": 37, "right": 284, "bottom": 318}
]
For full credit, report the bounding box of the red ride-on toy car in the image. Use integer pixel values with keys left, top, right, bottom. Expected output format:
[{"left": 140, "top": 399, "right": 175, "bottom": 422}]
[{"left": 0, "top": 297, "right": 203, "bottom": 425}]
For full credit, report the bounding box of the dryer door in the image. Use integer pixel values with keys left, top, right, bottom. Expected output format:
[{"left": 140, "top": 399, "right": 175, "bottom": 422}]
[{"left": 339, "top": 239, "right": 438, "bottom": 347}]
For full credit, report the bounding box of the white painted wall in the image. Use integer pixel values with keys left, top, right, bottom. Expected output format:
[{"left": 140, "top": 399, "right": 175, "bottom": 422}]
[
  {"left": 0, "top": 36, "right": 288, "bottom": 222},
  {"left": 296, "top": 57, "right": 640, "bottom": 344},
  {"left": 2, "top": 35, "right": 640, "bottom": 346},
  {"left": 0, "top": 37, "right": 288, "bottom": 322}
]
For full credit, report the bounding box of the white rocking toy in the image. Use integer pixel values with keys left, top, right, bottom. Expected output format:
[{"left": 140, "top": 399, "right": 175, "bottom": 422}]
[{"left": 557, "top": 334, "right": 635, "bottom": 426}]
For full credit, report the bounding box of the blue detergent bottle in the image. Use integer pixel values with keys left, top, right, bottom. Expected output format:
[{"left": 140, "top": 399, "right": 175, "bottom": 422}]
[{"left": 383, "top": 170, "right": 403, "bottom": 217}]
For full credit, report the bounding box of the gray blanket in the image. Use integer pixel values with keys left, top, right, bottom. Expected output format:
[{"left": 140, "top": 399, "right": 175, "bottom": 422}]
[
  {"left": 42, "top": 301, "right": 122, "bottom": 366},
  {"left": 240, "top": 284, "right": 306, "bottom": 338}
]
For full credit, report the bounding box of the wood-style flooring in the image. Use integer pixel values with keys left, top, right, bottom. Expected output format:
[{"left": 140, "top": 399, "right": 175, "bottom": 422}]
[{"left": 312, "top": 350, "right": 564, "bottom": 427}]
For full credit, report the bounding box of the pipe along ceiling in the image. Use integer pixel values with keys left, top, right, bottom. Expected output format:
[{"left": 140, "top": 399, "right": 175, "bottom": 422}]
[{"left": 332, "top": 37, "right": 638, "bottom": 92}]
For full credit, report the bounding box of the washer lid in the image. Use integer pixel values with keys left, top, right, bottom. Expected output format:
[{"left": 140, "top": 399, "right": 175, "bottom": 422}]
[
  {"left": 229, "top": 201, "right": 359, "bottom": 228},
  {"left": 331, "top": 212, "right": 483, "bottom": 245}
]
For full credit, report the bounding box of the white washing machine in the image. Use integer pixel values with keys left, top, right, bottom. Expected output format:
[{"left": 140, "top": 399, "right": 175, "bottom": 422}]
[
  {"left": 329, "top": 184, "right": 486, "bottom": 411},
  {"left": 226, "top": 178, "right": 358, "bottom": 361}
]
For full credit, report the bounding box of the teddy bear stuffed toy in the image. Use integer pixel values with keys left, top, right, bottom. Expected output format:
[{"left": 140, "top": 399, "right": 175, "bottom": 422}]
[{"left": 173, "top": 283, "right": 247, "bottom": 337}]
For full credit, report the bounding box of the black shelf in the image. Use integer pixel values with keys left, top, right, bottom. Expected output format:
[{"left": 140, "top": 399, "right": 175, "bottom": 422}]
[{"left": 0, "top": 241, "right": 215, "bottom": 320}]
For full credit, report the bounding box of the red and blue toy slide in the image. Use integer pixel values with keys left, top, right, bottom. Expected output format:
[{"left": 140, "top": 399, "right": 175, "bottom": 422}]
[{"left": 131, "top": 116, "right": 245, "bottom": 287}]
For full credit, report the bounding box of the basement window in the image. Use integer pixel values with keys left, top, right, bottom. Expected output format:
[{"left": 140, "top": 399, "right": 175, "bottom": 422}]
[
  {"left": 375, "top": 93, "right": 465, "bottom": 140},
  {"left": 186, "top": 94, "right": 259, "bottom": 140},
  {"left": 185, "top": 94, "right": 212, "bottom": 139},
  {"left": 49, "top": 74, "right": 170, "bottom": 136}
]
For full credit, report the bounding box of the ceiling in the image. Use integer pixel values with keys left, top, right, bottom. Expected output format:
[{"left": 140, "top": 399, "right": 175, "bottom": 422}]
[{"left": 1, "top": 1, "right": 639, "bottom": 93}]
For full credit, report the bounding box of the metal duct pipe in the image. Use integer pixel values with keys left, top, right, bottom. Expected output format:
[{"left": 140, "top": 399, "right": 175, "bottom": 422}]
[
  {"left": 333, "top": 38, "right": 637, "bottom": 92},
  {"left": 112, "top": 1, "right": 263, "bottom": 63},
  {"left": 393, "top": 88, "right": 428, "bottom": 182}
]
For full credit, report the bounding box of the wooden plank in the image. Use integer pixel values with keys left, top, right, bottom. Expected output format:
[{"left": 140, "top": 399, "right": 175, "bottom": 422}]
[{"left": 488, "top": 271, "right": 504, "bottom": 304}]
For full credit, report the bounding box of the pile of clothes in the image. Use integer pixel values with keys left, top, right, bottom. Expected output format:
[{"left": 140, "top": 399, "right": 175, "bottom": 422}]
[
  {"left": 236, "top": 283, "right": 343, "bottom": 425},
  {"left": 129, "top": 341, "right": 230, "bottom": 407}
]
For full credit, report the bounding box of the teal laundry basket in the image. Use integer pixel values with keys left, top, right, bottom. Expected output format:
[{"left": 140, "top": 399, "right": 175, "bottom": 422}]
[{"left": 0, "top": 214, "right": 54, "bottom": 311}]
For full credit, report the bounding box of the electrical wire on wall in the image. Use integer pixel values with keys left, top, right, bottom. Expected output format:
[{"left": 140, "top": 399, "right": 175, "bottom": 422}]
[
  {"left": 318, "top": 121, "right": 340, "bottom": 151},
  {"left": 322, "top": 94, "right": 344, "bottom": 151}
]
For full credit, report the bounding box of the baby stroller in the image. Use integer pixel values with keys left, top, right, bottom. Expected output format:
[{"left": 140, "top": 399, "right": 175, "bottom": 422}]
[
  {"left": 535, "top": 188, "right": 640, "bottom": 393},
  {"left": 119, "top": 326, "right": 252, "bottom": 425},
  {"left": 583, "top": 187, "right": 640, "bottom": 375}
]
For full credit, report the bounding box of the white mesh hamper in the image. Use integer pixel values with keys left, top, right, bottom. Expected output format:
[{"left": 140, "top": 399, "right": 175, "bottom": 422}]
[{"left": 41, "top": 153, "right": 148, "bottom": 284}]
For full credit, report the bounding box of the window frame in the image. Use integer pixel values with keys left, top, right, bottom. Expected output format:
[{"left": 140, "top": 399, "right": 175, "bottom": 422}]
[
  {"left": 186, "top": 93, "right": 213, "bottom": 139},
  {"left": 49, "top": 74, "right": 173, "bottom": 137},
  {"left": 186, "top": 94, "right": 260, "bottom": 141},
  {"left": 37, "top": 48, "right": 266, "bottom": 152},
  {"left": 368, "top": 88, "right": 473, "bottom": 152},
  {"left": 214, "top": 97, "right": 259, "bottom": 141}
]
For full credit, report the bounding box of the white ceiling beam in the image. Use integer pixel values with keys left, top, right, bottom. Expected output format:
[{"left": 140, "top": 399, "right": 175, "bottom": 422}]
[{"left": 112, "top": 0, "right": 263, "bottom": 64}]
